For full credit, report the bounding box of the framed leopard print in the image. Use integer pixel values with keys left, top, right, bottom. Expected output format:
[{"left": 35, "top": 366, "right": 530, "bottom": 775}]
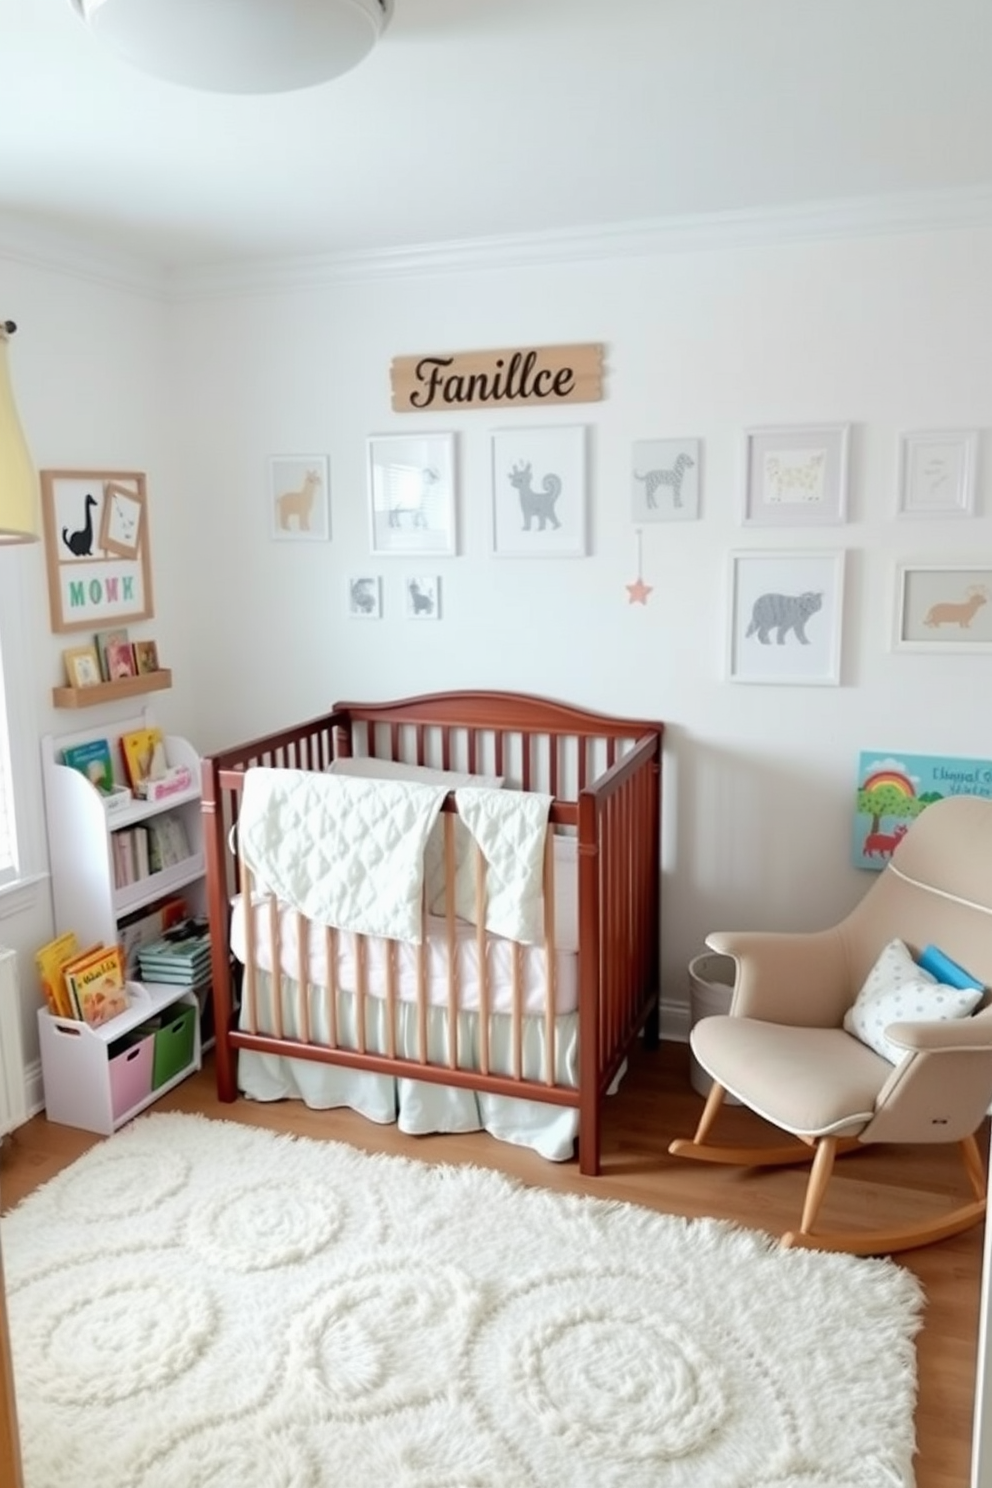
[{"left": 741, "top": 424, "right": 849, "bottom": 527}]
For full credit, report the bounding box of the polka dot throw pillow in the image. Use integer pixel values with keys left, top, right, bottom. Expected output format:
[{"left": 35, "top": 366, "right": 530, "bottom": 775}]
[{"left": 843, "top": 938, "right": 983, "bottom": 1063}]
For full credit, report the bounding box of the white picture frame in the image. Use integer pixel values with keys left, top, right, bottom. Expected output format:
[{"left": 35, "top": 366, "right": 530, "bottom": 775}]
[
  {"left": 368, "top": 432, "right": 456, "bottom": 556},
  {"left": 728, "top": 549, "right": 846, "bottom": 685},
  {"left": 268, "top": 455, "right": 330, "bottom": 541},
  {"left": 893, "top": 561, "right": 992, "bottom": 652},
  {"left": 631, "top": 438, "right": 701, "bottom": 522},
  {"left": 491, "top": 425, "right": 587, "bottom": 557},
  {"left": 741, "top": 424, "right": 849, "bottom": 527},
  {"left": 347, "top": 575, "right": 382, "bottom": 619},
  {"left": 897, "top": 430, "right": 978, "bottom": 518},
  {"left": 404, "top": 574, "right": 441, "bottom": 620}
]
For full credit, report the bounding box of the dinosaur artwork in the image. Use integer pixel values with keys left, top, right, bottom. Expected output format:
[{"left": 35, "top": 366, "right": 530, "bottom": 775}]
[{"left": 62, "top": 493, "right": 98, "bottom": 557}]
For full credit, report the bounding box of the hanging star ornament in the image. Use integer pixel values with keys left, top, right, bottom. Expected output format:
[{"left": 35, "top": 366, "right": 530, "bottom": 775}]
[{"left": 626, "top": 528, "right": 652, "bottom": 604}]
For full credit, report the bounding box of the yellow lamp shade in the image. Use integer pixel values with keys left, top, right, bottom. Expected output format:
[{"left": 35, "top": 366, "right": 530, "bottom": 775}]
[{"left": 0, "top": 323, "right": 38, "bottom": 544}]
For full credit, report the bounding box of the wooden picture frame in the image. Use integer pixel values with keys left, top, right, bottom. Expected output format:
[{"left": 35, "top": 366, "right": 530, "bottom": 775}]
[
  {"left": 133, "top": 639, "right": 160, "bottom": 674},
  {"left": 893, "top": 560, "right": 992, "bottom": 651},
  {"left": 741, "top": 425, "right": 850, "bottom": 527},
  {"left": 897, "top": 431, "right": 977, "bottom": 518},
  {"left": 41, "top": 470, "right": 154, "bottom": 634},
  {"left": 728, "top": 549, "right": 846, "bottom": 685},
  {"left": 367, "top": 433, "right": 456, "bottom": 556},
  {"left": 62, "top": 644, "right": 102, "bottom": 689},
  {"left": 490, "top": 424, "right": 587, "bottom": 557}
]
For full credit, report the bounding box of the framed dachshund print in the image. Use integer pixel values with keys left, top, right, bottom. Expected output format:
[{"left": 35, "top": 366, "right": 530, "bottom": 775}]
[
  {"left": 893, "top": 561, "right": 992, "bottom": 652},
  {"left": 491, "top": 425, "right": 587, "bottom": 557},
  {"left": 269, "top": 455, "right": 330, "bottom": 541},
  {"left": 40, "top": 470, "right": 154, "bottom": 634},
  {"left": 728, "top": 549, "right": 846, "bottom": 685},
  {"left": 741, "top": 425, "right": 850, "bottom": 527}
]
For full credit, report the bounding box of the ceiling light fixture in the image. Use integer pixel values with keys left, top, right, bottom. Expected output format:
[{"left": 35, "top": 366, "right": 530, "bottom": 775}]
[
  {"left": 0, "top": 323, "right": 39, "bottom": 545},
  {"left": 68, "top": 0, "right": 394, "bottom": 94}
]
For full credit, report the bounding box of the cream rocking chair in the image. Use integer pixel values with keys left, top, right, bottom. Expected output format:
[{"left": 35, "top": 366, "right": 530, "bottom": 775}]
[{"left": 669, "top": 794, "right": 992, "bottom": 1256}]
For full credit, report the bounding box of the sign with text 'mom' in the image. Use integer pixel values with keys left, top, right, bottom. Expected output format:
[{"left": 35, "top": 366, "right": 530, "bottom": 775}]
[{"left": 390, "top": 343, "right": 604, "bottom": 413}]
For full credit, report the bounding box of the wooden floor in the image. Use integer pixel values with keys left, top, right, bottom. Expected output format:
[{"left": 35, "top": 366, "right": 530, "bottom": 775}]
[{"left": 1, "top": 1039, "right": 984, "bottom": 1488}]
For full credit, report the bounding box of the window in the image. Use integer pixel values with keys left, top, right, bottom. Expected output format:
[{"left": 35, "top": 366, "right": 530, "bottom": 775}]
[{"left": 0, "top": 547, "right": 43, "bottom": 903}]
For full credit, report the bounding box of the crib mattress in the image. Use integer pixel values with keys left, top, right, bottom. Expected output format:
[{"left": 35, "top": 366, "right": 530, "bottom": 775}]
[{"left": 230, "top": 835, "right": 580, "bottom": 1016}]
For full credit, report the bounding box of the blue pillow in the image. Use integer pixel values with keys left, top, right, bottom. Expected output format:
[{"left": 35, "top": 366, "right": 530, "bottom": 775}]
[{"left": 917, "top": 944, "right": 984, "bottom": 991}]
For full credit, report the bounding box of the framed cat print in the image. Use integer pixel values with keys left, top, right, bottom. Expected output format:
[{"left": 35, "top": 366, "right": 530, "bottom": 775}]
[{"left": 727, "top": 549, "right": 846, "bottom": 685}]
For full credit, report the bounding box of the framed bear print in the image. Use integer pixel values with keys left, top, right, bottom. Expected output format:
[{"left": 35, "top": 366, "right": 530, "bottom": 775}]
[{"left": 728, "top": 549, "right": 846, "bottom": 685}]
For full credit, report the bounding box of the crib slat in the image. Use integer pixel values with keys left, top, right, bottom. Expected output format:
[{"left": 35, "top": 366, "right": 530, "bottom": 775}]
[
  {"left": 445, "top": 812, "right": 459, "bottom": 1069},
  {"left": 385, "top": 939, "right": 397, "bottom": 1060},
  {"left": 324, "top": 926, "right": 338, "bottom": 1048},
  {"left": 297, "top": 911, "right": 310, "bottom": 1044},
  {"left": 544, "top": 829, "right": 557, "bottom": 1085},
  {"left": 417, "top": 933, "right": 428, "bottom": 1064},
  {"left": 356, "top": 935, "right": 368, "bottom": 1054},
  {"left": 242, "top": 859, "right": 258, "bottom": 1035},
  {"left": 511, "top": 940, "right": 522, "bottom": 1081},
  {"left": 475, "top": 841, "right": 489, "bottom": 1074},
  {"left": 269, "top": 893, "right": 283, "bottom": 1041}
]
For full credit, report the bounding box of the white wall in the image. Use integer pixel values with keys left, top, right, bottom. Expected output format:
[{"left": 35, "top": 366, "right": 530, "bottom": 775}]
[{"left": 170, "top": 222, "right": 992, "bottom": 1024}]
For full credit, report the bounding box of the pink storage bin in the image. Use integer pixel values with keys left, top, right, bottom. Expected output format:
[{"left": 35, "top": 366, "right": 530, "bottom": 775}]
[{"left": 109, "top": 1033, "right": 154, "bottom": 1120}]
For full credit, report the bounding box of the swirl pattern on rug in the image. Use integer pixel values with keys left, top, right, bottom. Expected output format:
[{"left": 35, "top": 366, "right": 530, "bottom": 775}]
[{"left": 2, "top": 1112, "right": 923, "bottom": 1488}]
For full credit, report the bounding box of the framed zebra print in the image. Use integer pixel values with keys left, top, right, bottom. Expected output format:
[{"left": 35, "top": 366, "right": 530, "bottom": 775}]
[
  {"left": 631, "top": 438, "right": 701, "bottom": 522},
  {"left": 741, "top": 424, "right": 850, "bottom": 527},
  {"left": 727, "top": 549, "right": 846, "bottom": 685}
]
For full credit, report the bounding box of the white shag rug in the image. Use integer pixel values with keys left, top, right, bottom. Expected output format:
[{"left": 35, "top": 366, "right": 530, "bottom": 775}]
[{"left": 2, "top": 1112, "right": 923, "bottom": 1488}]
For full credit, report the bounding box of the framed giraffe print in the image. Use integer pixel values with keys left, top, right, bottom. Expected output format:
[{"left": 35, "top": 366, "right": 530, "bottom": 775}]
[
  {"left": 490, "top": 424, "right": 587, "bottom": 557},
  {"left": 631, "top": 438, "right": 701, "bottom": 522},
  {"left": 741, "top": 424, "right": 850, "bottom": 527},
  {"left": 727, "top": 549, "right": 846, "bottom": 685},
  {"left": 40, "top": 470, "right": 154, "bottom": 633}
]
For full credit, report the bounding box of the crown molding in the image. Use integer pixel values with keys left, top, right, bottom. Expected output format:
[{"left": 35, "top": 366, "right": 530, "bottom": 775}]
[
  {"left": 168, "top": 184, "right": 992, "bottom": 301},
  {"left": 4, "top": 185, "right": 992, "bottom": 303},
  {"left": 0, "top": 215, "right": 168, "bottom": 299}
]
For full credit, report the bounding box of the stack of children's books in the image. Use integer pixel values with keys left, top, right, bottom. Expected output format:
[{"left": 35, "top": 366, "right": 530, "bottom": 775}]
[
  {"left": 35, "top": 932, "right": 129, "bottom": 1027},
  {"left": 137, "top": 918, "right": 211, "bottom": 986}
]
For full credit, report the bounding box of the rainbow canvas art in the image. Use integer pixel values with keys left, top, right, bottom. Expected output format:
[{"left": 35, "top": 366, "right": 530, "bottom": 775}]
[{"left": 853, "top": 751, "right": 992, "bottom": 870}]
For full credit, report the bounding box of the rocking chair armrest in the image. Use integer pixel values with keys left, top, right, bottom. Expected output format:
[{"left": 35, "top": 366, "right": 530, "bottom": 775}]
[
  {"left": 885, "top": 1014, "right": 992, "bottom": 1054},
  {"left": 705, "top": 927, "right": 850, "bottom": 1027}
]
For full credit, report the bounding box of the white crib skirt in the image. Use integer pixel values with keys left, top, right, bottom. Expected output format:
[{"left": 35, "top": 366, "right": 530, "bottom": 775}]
[{"left": 236, "top": 971, "right": 582, "bottom": 1162}]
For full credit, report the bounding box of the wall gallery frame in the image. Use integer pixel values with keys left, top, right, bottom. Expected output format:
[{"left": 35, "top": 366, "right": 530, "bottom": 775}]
[
  {"left": 631, "top": 438, "right": 701, "bottom": 522},
  {"left": 728, "top": 549, "right": 846, "bottom": 685},
  {"left": 40, "top": 470, "right": 154, "bottom": 633},
  {"left": 405, "top": 575, "right": 441, "bottom": 620},
  {"left": 741, "top": 424, "right": 850, "bottom": 527},
  {"left": 347, "top": 576, "right": 382, "bottom": 619},
  {"left": 368, "top": 432, "right": 456, "bottom": 556},
  {"left": 893, "top": 561, "right": 992, "bottom": 652},
  {"left": 269, "top": 456, "right": 330, "bottom": 541},
  {"left": 491, "top": 424, "right": 587, "bottom": 557},
  {"left": 897, "top": 430, "right": 977, "bottom": 518}
]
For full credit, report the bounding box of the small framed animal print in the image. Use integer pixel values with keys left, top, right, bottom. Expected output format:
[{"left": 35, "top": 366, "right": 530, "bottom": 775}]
[
  {"left": 269, "top": 455, "right": 330, "bottom": 541},
  {"left": 491, "top": 425, "right": 587, "bottom": 557},
  {"left": 404, "top": 575, "right": 441, "bottom": 620},
  {"left": 897, "top": 431, "right": 977, "bottom": 518},
  {"left": 727, "top": 549, "right": 845, "bottom": 685},
  {"left": 893, "top": 561, "right": 992, "bottom": 652},
  {"left": 741, "top": 425, "right": 849, "bottom": 527},
  {"left": 631, "top": 438, "right": 701, "bottom": 522}
]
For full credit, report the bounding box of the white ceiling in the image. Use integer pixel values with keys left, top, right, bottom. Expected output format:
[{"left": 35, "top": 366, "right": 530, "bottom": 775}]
[{"left": 1, "top": 0, "right": 991, "bottom": 273}]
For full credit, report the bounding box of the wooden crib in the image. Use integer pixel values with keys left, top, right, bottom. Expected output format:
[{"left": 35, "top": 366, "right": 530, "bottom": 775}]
[{"left": 201, "top": 689, "right": 663, "bottom": 1175}]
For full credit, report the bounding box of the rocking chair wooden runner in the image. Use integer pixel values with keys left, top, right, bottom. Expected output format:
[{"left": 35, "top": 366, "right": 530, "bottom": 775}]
[{"left": 670, "top": 795, "right": 992, "bottom": 1256}]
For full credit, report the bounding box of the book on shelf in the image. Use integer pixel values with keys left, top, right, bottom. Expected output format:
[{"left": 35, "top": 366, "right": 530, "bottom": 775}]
[
  {"left": 118, "top": 896, "right": 187, "bottom": 976},
  {"left": 94, "top": 627, "right": 130, "bottom": 683},
  {"left": 65, "top": 944, "right": 128, "bottom": 1027},
  {"left": 62, "top": 738, "right": 116, "bottom": 795},
  {"left": 133, "top": 639, "right": 160, "bottom": 675},
  {"left": 105, "top": 638, "right": 137, "bottom": 682},
  {"left": 137, "top": 918, "right": 211, "bottom": 985},
  {"left": 147, "top": 813, "right": 191, "bottom": 872},
  {"left": 119, "top": 726, "right": 165, "bottom": 793},
  {"left": 35, "top": 930, "right": 80, "bottom": 1019}
]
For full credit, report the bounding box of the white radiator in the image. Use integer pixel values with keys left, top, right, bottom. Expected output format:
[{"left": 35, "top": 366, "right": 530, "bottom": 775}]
[{"left": 0, "top": 947, "right": 27, "bottom": 1134}]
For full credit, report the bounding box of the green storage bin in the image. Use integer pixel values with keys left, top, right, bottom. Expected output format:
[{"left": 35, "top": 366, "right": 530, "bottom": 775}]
[{"left": 151, "top": 1003, "right": 196, "bottom": 1089}]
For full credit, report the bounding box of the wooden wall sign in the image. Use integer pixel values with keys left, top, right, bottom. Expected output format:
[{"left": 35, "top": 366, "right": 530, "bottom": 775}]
[{"left": 390, "top": 343, "right": 603, "bottom": 413}]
